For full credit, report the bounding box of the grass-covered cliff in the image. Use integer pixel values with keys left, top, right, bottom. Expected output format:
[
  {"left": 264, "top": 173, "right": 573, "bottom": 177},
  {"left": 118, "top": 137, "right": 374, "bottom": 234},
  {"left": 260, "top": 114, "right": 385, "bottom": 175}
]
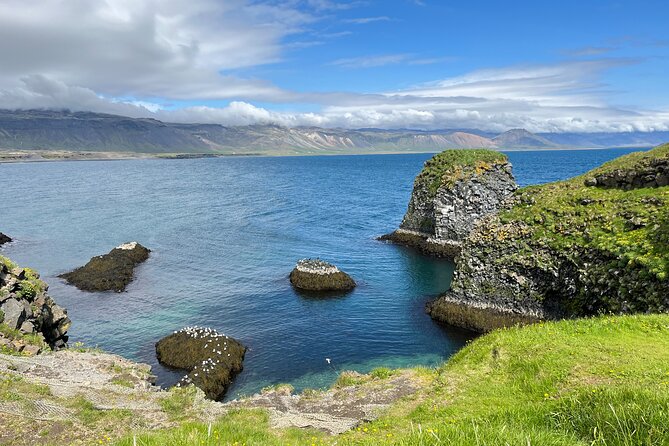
[{"left": 429, "top": 143, "right": 669, "bottom": 331}]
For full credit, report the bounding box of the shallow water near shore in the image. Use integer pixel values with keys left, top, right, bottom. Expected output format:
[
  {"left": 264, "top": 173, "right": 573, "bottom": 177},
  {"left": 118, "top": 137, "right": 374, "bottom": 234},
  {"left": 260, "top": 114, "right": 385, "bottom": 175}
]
[{"left": 0, "top": 147, "right": 646, "bottom": 399}]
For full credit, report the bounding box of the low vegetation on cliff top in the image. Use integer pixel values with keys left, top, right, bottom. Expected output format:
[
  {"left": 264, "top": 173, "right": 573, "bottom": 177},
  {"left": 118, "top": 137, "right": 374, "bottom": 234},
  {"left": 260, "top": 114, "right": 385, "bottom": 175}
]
[
  {"left": 501, "top": 143, "right": 669, "bottom": 281},
  {"left": 116, "top": 314, "right": 669, "bottom": 445},
  {"left": 415, "top": 149, "right": 508, "bottom": 197}
]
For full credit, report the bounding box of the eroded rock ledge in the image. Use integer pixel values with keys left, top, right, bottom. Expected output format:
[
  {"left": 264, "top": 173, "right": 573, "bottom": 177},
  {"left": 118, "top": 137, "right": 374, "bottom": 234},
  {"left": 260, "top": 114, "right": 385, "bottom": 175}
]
[
  {"left": 427, "top": 144, "right": 669, "bottom": 332},
  {"left": 381, "top": 149, "right": 516, "bottom": 258},
  {"left": 59, "top": 242, "right": 150, "bottom": 292}
]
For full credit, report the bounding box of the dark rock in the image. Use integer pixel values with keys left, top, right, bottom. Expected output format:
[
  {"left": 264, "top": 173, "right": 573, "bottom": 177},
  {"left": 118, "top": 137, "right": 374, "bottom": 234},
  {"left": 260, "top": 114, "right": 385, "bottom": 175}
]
[
  {"left": 156, "top": 326, "right": 246, "bottom": 401},
  {"left": 0, "top": 233, "right": 11, "bottom": 246},
  {"left": 289, "top": 259, "right": 356, "bottom": 292},
  {"left": 59, "top": 242, "right": 150, "bottom": 292}
]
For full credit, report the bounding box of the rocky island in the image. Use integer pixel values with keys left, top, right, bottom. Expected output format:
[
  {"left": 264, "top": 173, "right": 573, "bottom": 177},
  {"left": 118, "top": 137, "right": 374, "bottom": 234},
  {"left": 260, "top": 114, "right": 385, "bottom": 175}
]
[
  {"left": 381, "top": 149, "right": 517, "bottom": 258},
  {"left": 400, "top": 144, "right": 669, "bottom": 332},
  {"left": 155, "top": 326, "right": 246, "bottom": 401},
  {"left": 289, "top": 258, "right": 356, "bottom": 292},
  {"left": 59, "top": 241, "right": 150, "bottom": 292}
]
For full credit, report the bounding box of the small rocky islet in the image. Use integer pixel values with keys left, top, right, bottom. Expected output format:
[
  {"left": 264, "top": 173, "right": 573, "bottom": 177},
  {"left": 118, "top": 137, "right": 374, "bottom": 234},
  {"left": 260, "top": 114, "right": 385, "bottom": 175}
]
[
  {"left": 59, "top": 241, "right": 150, "bottom": 292},
  {"left": 289, "top": 258, "right": 356, "bottom": 292},
  {"left": 155, "top": 326, "right": 246, "bottom": 401}
]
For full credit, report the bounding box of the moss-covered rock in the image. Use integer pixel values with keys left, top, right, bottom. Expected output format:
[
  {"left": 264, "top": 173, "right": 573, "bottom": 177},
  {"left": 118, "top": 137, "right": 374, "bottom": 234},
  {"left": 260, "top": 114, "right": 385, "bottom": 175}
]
[
  {"left": 0, "top": 256, "right": 70, "bottom": 351},
  {"left": 382, "top": 149, "right": 516, "bottom": 258},
  {"left": 59, "top": 242, "right": 150, "bottom": 292},
  {"left": 289, "top": 259, "right": 356, "bottom": 292},
  {"left": 155, "top": 326, "right": 246, "bottom": 401},
  {"left": 428, "top": 143, "right": 669, "bottom": 332}
]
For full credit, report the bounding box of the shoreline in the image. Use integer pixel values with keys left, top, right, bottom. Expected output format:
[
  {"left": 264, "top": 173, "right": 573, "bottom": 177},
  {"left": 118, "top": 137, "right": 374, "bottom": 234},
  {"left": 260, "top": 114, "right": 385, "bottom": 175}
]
[{"left": 0, "top": 145, "right": 651, "bottom": 164}]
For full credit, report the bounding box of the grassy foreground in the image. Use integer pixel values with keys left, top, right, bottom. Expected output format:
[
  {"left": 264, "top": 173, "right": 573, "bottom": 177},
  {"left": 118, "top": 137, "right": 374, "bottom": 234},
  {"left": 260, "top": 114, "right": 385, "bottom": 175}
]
[{"left": 116, "top": 314, "right": 669, "bottom": 445}]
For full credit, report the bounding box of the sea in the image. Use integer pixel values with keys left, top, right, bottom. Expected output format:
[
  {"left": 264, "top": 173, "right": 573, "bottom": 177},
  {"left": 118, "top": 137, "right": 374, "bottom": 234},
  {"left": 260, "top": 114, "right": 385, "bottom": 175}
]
[{"left": 0, "top": 147, "right": 646, "bottom": 399}]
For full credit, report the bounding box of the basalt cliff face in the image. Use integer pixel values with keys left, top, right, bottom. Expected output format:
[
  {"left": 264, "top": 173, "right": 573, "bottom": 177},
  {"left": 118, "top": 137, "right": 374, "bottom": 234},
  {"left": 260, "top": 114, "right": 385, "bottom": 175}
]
[
  {"left": 382, "top": 149, "right": 517, "bottom": 258},
  {"left": 425, "top": 144, "right": 669, "bottom": 332}
]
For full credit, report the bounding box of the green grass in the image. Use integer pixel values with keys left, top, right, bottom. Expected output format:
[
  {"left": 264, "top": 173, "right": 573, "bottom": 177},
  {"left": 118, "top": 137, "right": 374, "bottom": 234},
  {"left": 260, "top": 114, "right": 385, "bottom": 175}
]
[
  {"left": 114, "top": 314, "right": 669, "bottom": 445},
  {"left": 415, "top": 149, "right": 507, "bottom": 196},
  {"left": 501, "top": 144, "right": 669, "bottom": 280},
  {"left": 160, "top": 386, "right": 198, "bottom": 421}
]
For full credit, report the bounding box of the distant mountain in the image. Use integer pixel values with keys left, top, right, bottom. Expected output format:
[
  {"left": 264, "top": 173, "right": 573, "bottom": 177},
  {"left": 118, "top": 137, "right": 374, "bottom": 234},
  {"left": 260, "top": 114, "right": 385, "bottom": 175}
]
[
  {"left": 493, "top": 129, "right": 558, "bottom": 149},
  {"left": 0, "top": 109, "right": 666, "bottom": 155}
]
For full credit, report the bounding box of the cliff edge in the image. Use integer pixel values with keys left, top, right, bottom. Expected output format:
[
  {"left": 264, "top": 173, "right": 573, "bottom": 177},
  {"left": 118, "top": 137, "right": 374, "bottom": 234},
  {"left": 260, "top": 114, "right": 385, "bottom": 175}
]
[
  {"left": 428, "top": 143, "right": 669, "bottom": 332},
  {"left": 381, "top": 149, "right": 517, "bottom": 258}
]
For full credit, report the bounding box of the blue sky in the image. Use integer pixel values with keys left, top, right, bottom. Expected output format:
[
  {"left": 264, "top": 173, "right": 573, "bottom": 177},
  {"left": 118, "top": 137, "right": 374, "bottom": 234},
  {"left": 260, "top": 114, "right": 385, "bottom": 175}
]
[{"left": 0, "top": 0, "right": 667, "bottom": 132}]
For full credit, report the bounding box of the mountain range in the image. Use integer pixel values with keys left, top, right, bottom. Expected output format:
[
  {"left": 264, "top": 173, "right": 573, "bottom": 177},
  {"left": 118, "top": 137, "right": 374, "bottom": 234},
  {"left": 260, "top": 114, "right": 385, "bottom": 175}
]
[{"left": 0, "top": 109, "right": 668, "bottom": 155}]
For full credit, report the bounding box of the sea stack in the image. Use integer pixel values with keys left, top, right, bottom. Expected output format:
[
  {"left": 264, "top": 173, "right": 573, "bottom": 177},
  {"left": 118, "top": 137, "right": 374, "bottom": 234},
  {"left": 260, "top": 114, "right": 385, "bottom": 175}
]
[
  {"left": 59, "top": 242, "right": 150, "bottom": 292},
  {"left": 289, "top": 259, "right": 356, "bottom": 292},
  {"left": 155, "top": 326, "right": 246, "bottom": 401},
  {"left": 380, "top": 149, "right": 517, "bottom": 258}
]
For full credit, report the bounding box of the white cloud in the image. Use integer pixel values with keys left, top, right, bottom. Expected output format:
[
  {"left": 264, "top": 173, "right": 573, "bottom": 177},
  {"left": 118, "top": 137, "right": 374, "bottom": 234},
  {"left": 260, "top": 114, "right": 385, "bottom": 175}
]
[
  {"left": 344, "top": 16, "right": 391, "bottom": 24},
  {"left": 0, "top": 1, "right": 667, "bottom": 133},
  {"left": 0, "top": 0, "right": 311, "bottom": 101}
]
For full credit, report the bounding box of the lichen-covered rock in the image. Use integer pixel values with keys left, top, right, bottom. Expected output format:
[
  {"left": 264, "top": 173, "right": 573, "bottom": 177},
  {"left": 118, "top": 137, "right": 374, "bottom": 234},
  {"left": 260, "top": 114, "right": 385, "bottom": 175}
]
[
  {"left": 59, "top": 242, "right": 150, "bottom": 292},
  {"left": 381, "top": 149, "right": 516, "bottom": 258},
  {"left": 428, "top": 144, "right": 669, "bottom": 332},
  {"left": 289, "top": 259, "right": 356, "bottom": 292},
  {"left": 0, "top": 233, "right": 11, "bottom": 246},
  {"left": 156, "top": 326, "right": 246, "bottom": 401},
  {"left": 0, "top": 256, "right": 70, "bottom": 350}
]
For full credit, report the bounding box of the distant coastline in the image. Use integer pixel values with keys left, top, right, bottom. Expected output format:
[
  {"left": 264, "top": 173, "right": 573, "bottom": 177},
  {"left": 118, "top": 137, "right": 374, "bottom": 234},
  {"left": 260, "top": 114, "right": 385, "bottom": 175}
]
[{"left": 0, "top": 146, "right": 652, "bottom": 164}]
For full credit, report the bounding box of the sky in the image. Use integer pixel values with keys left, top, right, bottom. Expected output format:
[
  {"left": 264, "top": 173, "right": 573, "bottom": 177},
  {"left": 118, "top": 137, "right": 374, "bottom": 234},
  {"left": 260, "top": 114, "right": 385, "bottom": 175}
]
[{"left": 0, "top": 0, "right": 668, "bottom": 132}]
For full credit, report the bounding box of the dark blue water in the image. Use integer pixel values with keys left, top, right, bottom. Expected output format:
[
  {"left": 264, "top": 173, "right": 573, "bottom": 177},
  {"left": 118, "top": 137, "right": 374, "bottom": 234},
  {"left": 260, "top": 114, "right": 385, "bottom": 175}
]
[{"left": 0, "top": 147, "right": 646, "bottom": 398}]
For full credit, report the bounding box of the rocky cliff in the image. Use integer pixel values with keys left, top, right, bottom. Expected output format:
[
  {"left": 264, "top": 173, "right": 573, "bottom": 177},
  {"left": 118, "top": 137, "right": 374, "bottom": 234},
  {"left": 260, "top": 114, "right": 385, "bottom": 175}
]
[
  {"left": 382, "top": 149, "right": 517, "bottom": 258},
  {"left": 427, "top": 144, "right": 669, "bottom": 332},
  {"left": 0, "top": 256, "right": 70, "bottom": 351}
]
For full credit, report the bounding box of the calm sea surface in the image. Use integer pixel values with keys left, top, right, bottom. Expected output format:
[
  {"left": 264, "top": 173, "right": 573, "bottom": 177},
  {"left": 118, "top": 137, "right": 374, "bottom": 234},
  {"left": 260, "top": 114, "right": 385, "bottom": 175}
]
[{"left": 0, "top": 147, "right": 645, "bottom": 399}]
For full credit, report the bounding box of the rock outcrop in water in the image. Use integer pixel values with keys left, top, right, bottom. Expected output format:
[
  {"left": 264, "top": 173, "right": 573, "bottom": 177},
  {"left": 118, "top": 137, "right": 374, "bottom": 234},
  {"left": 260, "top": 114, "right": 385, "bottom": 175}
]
[
  {"left": 0, "top": 233, "right": 11, "bottom": 246},
  {"left": 427, "top": 144, "right": 669, "bottom": 332},
  {"left": 59, "top": 242, "right": 150, "bottom": 292},
  {"left": 381, "top": 149, "right": 517, "bottom": 258},
  {"left": 289, "top": 259, "right": 356, "bottom": 292},
  {"left": 0, "top": 256, "right": 70, "bottom": 352},
  {"left": 155, "top": 326, "right": 246, "bottom": 401}
]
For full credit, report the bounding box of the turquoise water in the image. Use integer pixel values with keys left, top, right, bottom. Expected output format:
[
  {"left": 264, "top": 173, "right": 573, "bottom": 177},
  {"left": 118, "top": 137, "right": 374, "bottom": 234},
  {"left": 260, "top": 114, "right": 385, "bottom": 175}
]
[{"left": 0, "top": 147, "right": 645, "bottom": 399}]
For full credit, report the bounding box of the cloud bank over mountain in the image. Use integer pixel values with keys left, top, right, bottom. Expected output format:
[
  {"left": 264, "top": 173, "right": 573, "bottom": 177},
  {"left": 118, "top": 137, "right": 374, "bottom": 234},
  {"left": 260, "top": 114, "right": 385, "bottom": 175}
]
[{"left": 0, "top": 0, "right": 667, "bottom": 133}]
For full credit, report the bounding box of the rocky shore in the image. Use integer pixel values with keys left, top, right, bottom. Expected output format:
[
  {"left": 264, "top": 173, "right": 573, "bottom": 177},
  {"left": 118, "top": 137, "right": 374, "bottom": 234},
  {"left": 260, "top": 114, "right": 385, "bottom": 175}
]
[
  {"left": 0, "top": 256, "right": 70, "bottom": 351},
  {"left": 59, "top": 241, "right": 150, "bottom": 292},
  {"left": 419, "top": 144, "right": 669, "bottom": 332},
  {"left": 381, "top": 149, "right": 517, "bottom": 258}
]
